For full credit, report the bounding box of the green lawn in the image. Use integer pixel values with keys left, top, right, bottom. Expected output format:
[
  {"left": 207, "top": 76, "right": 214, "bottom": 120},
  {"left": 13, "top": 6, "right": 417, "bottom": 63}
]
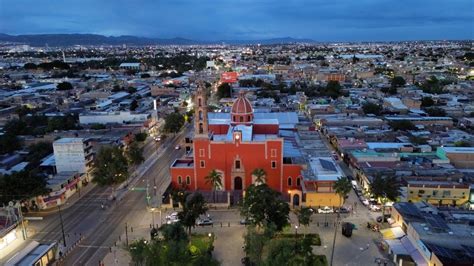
[{"left": 190, "top": 234, "right": 213, "bottom": 253}]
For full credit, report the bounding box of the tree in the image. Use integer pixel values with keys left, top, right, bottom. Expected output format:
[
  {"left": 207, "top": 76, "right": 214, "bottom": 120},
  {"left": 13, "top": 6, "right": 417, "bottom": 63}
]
[
  {"left": 0, "top": 133, "right": 21, "bottom": 155},
  {"left": 241, "top": 184, "right": 290, "bottom": 231},
  {"left": 389, "top": 120, "right": 416, "bottom": 131},
  {"left": 26, "top": 142, "right": 53, "bottom": 168},
  {"left": 56, "top": 81, "right": 73, "bottom": 91},
  {"left": 126, "top": 142, "right": 144, "bottom": 165},
  {"left": 454, "top": 140, "right": 471, "bottom": 147},
  {"left": 163, "top": 112, "right": 185, "bottom": 133},
  {"left": 296, "top": 207, "right": 313, "bottom": 236},
  {"left": 370, "top": 174, "right": 400, "bottom": 221},
  {"left": 205, "top": 169, "right": 222, "bottom": 203},
  {"left": 92, "top": 146, "right": 129, "bottom": 186},
  {"left": 216, "top": 83, "right": 231, "bottom": 99},
  {"left": 265, "top": 237, "right": 323, "bottom": 266},
  {"left": 24, "top": 63, "right": 37, "bottom": 70},
  {"left": 323, "top": 81, "right": 344, "bottom": 99},
  {"left": 333, "top": 177, "right": 352, "bottom": 205},
  {"left": 421, "top": 97, "right": 434, "bottom": 108},
  {"left": 130, "top": 99, "right": 138, "bottom": 111},
  {"left": 425, "top": 107, "right": 446, "bottom": 117},
  {"left": 0, "top": 171, "right": 48, "bottom": 205},
  {"left": 134, "top": 132, "right": 147, "bottom": 142},
  {"left": 362, "top": 102, "right": 383, "bottom": 116},
  {"left": 391, "top": 76, "right": 406, "bottom": 88},
  {"left": 178, "top": 192, "right": 208, "bottom": 235},
  {"left": 251, "top": 168, "right": 266, "bottom": 185},
  {"left": 160, "top": 223, "right": 188, "bottom": 242}
]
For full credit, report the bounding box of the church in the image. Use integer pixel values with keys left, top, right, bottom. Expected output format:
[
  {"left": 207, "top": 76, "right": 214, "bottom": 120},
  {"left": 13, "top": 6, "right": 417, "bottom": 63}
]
[{"left": 170, "top": 85, "right": 305, "bottom": 203}]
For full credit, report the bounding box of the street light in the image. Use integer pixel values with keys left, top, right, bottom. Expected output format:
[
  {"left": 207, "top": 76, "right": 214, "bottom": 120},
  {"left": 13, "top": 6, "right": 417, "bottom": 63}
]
[{"left": 58, "top": 205, "right": 67, "bottom": 247}]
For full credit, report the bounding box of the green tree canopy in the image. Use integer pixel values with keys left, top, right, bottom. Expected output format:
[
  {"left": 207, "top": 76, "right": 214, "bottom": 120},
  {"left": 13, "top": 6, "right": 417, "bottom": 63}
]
[
  {"left": 241, "top": 184, "right": 290, "bottom": 231},
  {"left": 216, "top": 83, "right": 232, "bottom": 99},
  {"left": 389, "top": 120, "right": 416, "bottom": 131},
  {"left": 425, "top": 107, "right": 446, "bottom": 117},
  {"left": 391, "top": 76, "right": 406, "bottom": 88},
  {"left": 92, "top": 146, "right": 129, "bottom": 186},
  {"left": 205, "top": 169, "right": 222, "bottom": 203},
  {"left": 420, "top": 97, "right": 434, "bottom": 108},
  {"left": 126, "top": 142, "right": 144, "bottom": 165},
  {"left": 163, "top": 112, "right": 185, "bottom": 133},
  {"left": 177, "top": 192, "right": 208, "bottom": 235},
  {"left": 56, "top": 81, "right": 73, "bottom": 91},
  {"left": 130, "top": 99, "right": 138, "bottom": 111},
  {"left": 251, "top": 168, "right": 266, "bottom": 185},
  {"left": 362, "top": 102, "right": 383, "bottom": 116},
  {"left": 333, "top": 176, "right": 352, "bottom": 205},
  {"left": 26, "top": 142, "right": 53, "bottom": 168},
  {"left": 0, "top": 171, "right": 48, "bottom": 205},
  {"left": 454, "top": 140, "right": 471, "bottom": 147},
  {"left": 370, "top": 174, "right": 400, "bottom": 220}
]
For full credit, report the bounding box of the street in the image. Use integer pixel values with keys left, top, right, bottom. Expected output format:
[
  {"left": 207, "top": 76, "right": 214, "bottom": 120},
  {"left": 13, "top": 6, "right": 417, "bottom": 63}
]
[{"left": 8, "top": 124, "right": 192, "bottom": 265}]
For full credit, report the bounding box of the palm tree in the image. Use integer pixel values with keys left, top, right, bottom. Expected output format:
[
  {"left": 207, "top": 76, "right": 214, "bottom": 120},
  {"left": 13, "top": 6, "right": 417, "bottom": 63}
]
[
  {"left": 205, "top": 169, "right": 222, "bottom": 203},
  {"left": 333, "top": 176, "right": 352, "bottom": 206},
  {"left": 251, "top": 168, "right": 266, "bottom": 185},
  {"left": 370, "top": 173, "right": 400, "bottom": 221}
]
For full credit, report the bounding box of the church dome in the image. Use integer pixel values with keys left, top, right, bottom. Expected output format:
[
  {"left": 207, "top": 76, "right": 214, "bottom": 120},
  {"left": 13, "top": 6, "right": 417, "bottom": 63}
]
[
  {"left": 231, "top": 91, "right": 253, "bottom": 115},
  {"left": 231, "top": 91, "right": 253, "bottom": 125}
]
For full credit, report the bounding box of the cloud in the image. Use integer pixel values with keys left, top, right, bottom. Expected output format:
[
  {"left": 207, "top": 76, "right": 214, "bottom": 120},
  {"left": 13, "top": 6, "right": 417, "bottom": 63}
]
[{"left": 0, "top": 0, "right": 472, "bottom": 40}]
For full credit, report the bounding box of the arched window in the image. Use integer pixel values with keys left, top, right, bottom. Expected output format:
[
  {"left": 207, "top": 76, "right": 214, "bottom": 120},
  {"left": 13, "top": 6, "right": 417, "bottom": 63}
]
[
  {"left": 296, "top": 177, "right": 301, "bottom": 186},
  {"left": 199, "top": 110, "right": 203, "bottom": 121},
  {"left": 233, "top": 116, "right": 236, "bottom": 122},
  {"left": 198, "top": 98, "right": 202, "bottom": 107},
  {"left": 288, "top": 177, "right": 292, "bottom": 187},
  {"left": 199, "top": 123, "right": 203, "bottom": 134},
  {"left": 240, "top": 116, "right": 243, "bottom": 122},
  {"left": 178, "top": 176, "right": 182, "bottom": 184},
  {"left": 186, "top": 176, "right": 191, "bottom": 185},
  {"left": 247, "top": 115, "right": 251, "bottom": 121}
]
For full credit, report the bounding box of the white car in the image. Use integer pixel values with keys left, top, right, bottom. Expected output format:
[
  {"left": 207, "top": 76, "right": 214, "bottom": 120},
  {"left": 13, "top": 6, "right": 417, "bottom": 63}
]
[
  {"left": 165, "top": 212, "right": 178, "bottom": 220},
  {"left": 175, "top": 145, "right": 181, "bottom": 150},
  {"left": 362, "top": 198, "right": 370, "bottom": 206},
  {"left": 370, "top": 205, "right": 381, "bottom": 212},
  {"left": 317, "top": 206, "right": 334, "bottom": 214}
]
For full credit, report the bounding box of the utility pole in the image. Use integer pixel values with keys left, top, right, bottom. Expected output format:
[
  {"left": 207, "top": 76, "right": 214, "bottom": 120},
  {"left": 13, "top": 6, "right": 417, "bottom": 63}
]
[
  {"left": 125, "top": 223, "right": 129, "bottom": 247},
  {"left": 58, "top": 205, "right": 67, "bottom": 247},
  {"left": 330, "top": 215, "right": 339, "bottom": 266}
]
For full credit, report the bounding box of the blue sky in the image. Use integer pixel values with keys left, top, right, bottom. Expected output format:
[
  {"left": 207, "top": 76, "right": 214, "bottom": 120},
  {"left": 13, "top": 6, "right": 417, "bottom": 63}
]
[{"left": 0, "top": 0, "right": 473, "bottom": 41}]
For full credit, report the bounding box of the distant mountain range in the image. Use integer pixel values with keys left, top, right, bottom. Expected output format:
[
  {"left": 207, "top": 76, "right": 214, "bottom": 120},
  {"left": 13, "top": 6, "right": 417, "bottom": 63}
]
[{"left": 0, "top": 33, "right": 315, "bottom": 46}]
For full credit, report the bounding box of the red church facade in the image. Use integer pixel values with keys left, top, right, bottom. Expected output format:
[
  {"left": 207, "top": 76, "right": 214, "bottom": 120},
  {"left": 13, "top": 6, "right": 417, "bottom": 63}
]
[{"left": 170, "top": 87, "right": 304, "bottom": 196}]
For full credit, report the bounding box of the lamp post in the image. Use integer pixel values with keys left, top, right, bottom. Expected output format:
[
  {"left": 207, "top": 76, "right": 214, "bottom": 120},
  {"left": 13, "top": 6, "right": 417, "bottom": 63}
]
[{"left": 58, "top": 205, "right": 67, "bottom": 247}]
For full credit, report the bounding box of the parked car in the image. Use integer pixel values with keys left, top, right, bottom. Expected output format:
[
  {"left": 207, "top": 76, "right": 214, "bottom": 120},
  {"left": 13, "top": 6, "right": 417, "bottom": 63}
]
[
  {"left": 335, "top": 207, "right": 350, "bottom": 213},
  {"left": 376, "top": 214, "right": 392, "bottom": 223},
  {"left": 197, "top": 218, "right": 213, "bottom": 226},
  {"left": 361, "top": 198, "right": 370, "bottom": 206},
  {"left": 165, "top": 212, "right": 178, "bottom": 220},
  {"left": 175, "top": 145, "right": 181, "bottom": 150},
  {"left": 240, "top": 217, "right": 254, "bottom": 225},
  {"left": 318, "top": 206, "right": 334, "bottom": 214},
  {"left": 369, "top": 205, "right": 381, "bottom": 212}
]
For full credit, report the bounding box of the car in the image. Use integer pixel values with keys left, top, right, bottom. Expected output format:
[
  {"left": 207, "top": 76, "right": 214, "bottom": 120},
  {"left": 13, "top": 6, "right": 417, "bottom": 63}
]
[
  {"left": 361, "top": 198, "right": 370, "bottom": 206},
  {"left": 376, "top": 214, "right": 392, "bottom": 223},
  {"left": 175, "top": 145, "right": 181, "bottom": 150},
  {"left": 240, "top": 217, "right": 254, "bottom": 225},
  {"left": 166, "top": 217, "right": 180, "bottom": 224},
  {"left": 317, "top": 206, "right": 334, "bottom": 214},
  {"left": 165, "top": 212, "right": 178, "bottom": 220},
  {"left": 370, "top": 205, "right": 381, "bottom": 212},
  {"left": 197, "top": 218, "right": 213, "bottom": 226},
  {"left": 335, "top": 207, "right": 350, "bottom": 213}
]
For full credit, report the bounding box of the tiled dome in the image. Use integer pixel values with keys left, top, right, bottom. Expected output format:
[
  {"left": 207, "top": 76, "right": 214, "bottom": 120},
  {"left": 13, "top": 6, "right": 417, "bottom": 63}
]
[{"left": 231, "top": 91, "right": 253, "bottom": 115}]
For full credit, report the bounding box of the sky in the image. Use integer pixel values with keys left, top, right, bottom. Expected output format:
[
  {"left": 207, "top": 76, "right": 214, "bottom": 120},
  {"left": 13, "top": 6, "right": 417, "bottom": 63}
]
[{"left": 0, "top": 0, "right": 473, "bottom": 41}]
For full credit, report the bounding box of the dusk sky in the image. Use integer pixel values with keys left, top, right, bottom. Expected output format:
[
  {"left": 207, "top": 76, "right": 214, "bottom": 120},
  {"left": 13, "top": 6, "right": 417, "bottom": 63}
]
[{"left": 0, "top": 0, "right": 473, "bottom": 41}]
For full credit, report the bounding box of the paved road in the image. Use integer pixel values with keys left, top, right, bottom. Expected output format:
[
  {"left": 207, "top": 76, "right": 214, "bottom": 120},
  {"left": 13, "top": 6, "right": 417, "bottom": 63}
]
[{"left": 24, "top": 124, "right": 192, "bottom": 265}]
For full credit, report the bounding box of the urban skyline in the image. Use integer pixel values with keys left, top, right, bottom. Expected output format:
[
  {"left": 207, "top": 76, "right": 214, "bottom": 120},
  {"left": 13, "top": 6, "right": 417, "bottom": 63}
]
[{"left": 0, "top": 0, "right": 473, "bottom": 41}]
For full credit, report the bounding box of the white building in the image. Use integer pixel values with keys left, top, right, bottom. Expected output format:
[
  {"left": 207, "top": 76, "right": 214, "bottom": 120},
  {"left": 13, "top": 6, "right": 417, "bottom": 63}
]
[
  {"left": 53, "top": 138, "right": 92, "bottom": 174},
  {"left": 79, "top": 111, "right": 149, "bottom": 125}
]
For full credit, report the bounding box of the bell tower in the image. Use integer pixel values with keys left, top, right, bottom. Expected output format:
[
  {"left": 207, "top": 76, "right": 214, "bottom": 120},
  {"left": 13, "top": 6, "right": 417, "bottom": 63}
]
[{"left": 194, "top": 83, "right": 208, "bottom": 138}]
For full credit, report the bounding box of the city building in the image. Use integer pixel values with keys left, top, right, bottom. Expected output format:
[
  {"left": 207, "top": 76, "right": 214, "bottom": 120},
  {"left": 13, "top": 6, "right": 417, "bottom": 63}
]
[
  {"left": 170, "top": 87, "right": 304, "bottom": 204},
  {"left": 53, "top": 138, "right": 93, "bottom": 174}
]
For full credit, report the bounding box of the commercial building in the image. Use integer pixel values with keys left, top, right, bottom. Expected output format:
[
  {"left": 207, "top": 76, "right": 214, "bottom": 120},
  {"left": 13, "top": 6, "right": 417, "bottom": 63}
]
[
  {"left": 53, "top": 138, "right": 93, "bottom": 174},
  {"left": 79, "top": 111, "right": 149, "bottom": 125},
  {"left": 437, "top": 147, "right": 474, "bottom": 169}
]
